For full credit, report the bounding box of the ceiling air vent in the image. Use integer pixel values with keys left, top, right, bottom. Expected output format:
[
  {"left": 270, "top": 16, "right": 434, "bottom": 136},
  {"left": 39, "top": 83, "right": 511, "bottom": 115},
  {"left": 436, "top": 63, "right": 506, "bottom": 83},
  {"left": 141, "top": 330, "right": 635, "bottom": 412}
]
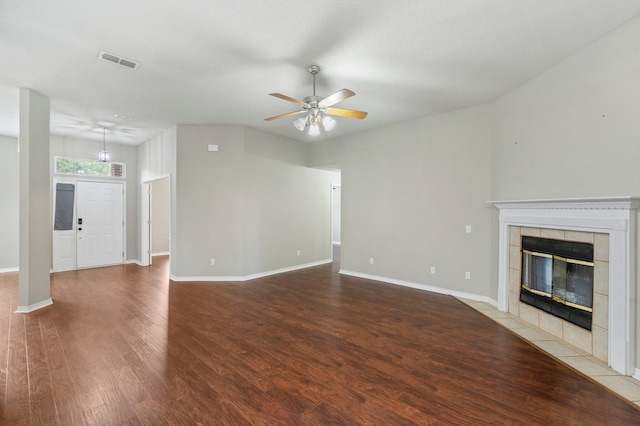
[{"left": 98, "top": 51, "right": 140, "bottom": 70}]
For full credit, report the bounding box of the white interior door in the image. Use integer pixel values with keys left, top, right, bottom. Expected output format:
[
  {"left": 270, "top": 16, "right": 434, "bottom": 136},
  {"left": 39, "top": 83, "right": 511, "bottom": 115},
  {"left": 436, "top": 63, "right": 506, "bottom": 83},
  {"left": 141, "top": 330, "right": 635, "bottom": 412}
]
[{"left": 76, "top": 181, "right": 124, "bottom": 268}]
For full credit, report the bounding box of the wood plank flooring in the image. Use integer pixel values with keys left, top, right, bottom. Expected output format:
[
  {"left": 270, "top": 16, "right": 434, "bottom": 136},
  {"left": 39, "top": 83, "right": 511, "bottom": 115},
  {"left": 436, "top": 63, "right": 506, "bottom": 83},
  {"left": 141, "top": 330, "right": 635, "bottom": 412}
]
[{"left": 1, "top": 256, "right": 639, "bottom": 425}]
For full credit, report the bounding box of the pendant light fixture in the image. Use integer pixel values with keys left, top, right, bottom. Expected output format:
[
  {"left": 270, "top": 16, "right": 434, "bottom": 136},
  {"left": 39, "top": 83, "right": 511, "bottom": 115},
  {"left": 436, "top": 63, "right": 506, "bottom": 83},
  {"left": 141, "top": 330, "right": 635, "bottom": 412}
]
[{"left": 98, "top": 127, "right": 110, "bottom": 163}]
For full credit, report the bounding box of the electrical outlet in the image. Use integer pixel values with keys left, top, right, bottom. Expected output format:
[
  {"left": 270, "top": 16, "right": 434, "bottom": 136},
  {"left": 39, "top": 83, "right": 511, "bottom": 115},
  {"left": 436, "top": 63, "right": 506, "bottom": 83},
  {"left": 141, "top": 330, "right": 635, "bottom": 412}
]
[
  {"left": 430, "top": 266, "right": 436, "bottom": 274},
  {"left": 297, "top": 250, "right": 301, "bottom": 256},
  {"left": 210, "top": 258, "right": 216, "bottom": 266},
  {"left": 369, "top": 257, "right": 374, "bottom": 265},
  {"left": 465, "top": 225, "right": 471, "bottom": 233},
  {"left": 465, "top": 271, "right": 471, "bottom": 280}
]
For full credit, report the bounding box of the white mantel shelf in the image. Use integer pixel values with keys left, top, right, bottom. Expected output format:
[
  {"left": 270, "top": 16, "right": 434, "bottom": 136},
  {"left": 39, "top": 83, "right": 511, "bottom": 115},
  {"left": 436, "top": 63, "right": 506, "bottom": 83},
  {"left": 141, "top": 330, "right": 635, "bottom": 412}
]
[
  {"left": 492, "top": 196, "right": 640, "bottom": 376},
  {"left": 492, "top": 196, "right": 640, "bottom": 210}
]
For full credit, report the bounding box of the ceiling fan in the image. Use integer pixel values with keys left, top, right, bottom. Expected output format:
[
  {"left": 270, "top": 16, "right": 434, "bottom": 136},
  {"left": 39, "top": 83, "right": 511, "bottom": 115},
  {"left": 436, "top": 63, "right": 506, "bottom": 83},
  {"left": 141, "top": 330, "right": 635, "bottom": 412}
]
[{"left": 264, "top": 65, "right": 368, "bottom": 136}]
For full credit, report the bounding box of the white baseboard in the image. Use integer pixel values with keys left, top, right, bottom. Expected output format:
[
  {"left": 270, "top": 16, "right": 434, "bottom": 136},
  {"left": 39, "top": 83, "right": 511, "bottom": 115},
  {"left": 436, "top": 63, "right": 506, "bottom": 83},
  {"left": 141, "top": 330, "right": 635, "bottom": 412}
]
[
  {"left": 16, "top": 297, "right": 53, "bottom": 313},
  {"left": 0, "top": 267, "right": 18, "bottom": 273},
  {"left": 170, "top": 258, "right": 332, "bottom": 282},
  {"left": 170, "top": 274, "right": 244, "bottom": 282},
  {"left": 152, "top": 252, "right": 170, "bottom": 257},
  {"left": 339, "top": 269, "right": 497, "bottom": 306},
  {"left": 633, "top": 369, "right": 640, "bottom": 381}
]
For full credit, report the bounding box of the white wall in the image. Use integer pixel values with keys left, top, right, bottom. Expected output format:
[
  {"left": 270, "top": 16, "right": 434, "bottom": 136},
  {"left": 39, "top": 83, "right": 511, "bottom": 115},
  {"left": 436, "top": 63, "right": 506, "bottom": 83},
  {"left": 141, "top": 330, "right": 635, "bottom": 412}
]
[
  {"left": 311, "top": 104, "right": 494, "bottom": 297},
  {"left": 0, "top": 136, "right": 19, "bottom": 270},
  {"left": 138, "top": 126, "right": 176, "bottom": 183},
  {"left": 492, "top": 15, "right": 640, "bottom": 200},
  {"left": 174, "top": 125, "right": 245, "bottom": 277}
]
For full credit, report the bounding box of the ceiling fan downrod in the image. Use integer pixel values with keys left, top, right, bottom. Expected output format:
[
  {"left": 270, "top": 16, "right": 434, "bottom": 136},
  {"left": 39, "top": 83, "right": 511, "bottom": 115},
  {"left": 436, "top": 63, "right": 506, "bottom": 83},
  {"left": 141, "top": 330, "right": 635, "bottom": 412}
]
[{"left": 308, "top": 65, "right": 320, "bottom": 97}]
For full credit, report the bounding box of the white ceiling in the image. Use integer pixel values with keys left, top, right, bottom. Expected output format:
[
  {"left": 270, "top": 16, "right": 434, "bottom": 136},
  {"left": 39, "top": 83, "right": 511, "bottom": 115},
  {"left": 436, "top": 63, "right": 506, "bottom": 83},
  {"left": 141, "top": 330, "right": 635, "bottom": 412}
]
[{"left": 1, "top": 0, "right": 640, "bottom": 145}]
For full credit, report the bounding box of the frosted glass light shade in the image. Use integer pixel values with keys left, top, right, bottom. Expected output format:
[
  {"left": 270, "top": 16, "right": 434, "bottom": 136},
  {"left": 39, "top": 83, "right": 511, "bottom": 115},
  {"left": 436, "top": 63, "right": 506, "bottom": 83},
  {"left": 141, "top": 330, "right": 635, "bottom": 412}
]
[
  {"left": 98, "top": 150, "right": 110, "bottom": 162},
  {"left": 308, "top": 123, "right": 320, "bottom": 136},
  {"left": 293, "top": 115, "right": 308, "bottom": 131},
  {"left": 322, "top": 115, "right": 336, "bottom": 131}
]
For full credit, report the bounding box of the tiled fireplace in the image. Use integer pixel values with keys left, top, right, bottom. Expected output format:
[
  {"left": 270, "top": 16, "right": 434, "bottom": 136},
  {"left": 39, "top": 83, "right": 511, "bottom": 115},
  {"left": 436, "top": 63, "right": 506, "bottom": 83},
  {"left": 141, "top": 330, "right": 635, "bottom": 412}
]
[
  {"left": 509, "top": 227, "right": 607, "bottom": 360},
  {"left": 493, "top": 197, "right": 640, "bottom": 376}
]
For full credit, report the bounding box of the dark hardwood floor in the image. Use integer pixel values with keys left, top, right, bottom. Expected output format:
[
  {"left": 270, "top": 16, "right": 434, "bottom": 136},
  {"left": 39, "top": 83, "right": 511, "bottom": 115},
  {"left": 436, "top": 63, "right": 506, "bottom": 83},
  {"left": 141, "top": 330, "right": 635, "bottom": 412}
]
[{"left": 1, "top": 255, "right": 639, "bottom": 425}]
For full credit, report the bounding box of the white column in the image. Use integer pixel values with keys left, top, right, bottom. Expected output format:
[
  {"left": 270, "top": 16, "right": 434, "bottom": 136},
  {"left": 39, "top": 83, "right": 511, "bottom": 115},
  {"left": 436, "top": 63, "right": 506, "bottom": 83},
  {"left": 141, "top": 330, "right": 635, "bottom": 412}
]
[
  {"left": 17, "top": 88, "right": 52, "bottom": 313},
  {"left": 608, "top": 216, "right": 636, "bottom": 375},
  {"left": 496, "top": 218, "right": 510, "bottom": 312}
]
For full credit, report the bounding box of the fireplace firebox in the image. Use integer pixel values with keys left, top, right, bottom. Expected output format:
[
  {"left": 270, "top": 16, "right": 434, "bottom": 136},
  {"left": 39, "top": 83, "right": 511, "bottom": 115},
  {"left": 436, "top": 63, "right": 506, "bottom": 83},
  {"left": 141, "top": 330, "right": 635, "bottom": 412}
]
[{"left": 520, "top": 236, "right": 594, "bottom": 330}]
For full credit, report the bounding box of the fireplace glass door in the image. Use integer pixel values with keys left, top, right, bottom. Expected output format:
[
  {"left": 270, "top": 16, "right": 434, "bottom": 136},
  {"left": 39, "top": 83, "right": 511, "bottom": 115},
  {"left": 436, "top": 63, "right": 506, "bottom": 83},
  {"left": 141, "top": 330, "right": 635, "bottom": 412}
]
[
  {"left": 520, "top": 236, "right": 594, "bottom": 330},
  {"left": 552, "top": 256, "right": 593, "bottom": 311},
  {"left": 521, "top": 250, "right": 552, "bottom": 296}
]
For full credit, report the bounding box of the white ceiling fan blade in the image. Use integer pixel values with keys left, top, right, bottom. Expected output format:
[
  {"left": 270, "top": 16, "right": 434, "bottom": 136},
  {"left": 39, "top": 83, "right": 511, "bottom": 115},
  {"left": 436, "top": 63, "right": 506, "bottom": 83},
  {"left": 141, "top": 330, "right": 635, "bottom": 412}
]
[
  {"left": 318, "top": 89, "right": 355, "bottom": 108},
  {"left": 264, "top": 110, "right": 306, "bottom": 121},
  {"left": 269, "top": 93, "right": 309, "bottom": 108}
]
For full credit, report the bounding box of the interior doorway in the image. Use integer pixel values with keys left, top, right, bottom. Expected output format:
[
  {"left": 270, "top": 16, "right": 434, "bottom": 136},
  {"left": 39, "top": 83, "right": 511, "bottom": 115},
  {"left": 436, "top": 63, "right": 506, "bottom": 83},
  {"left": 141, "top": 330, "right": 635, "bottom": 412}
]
[
  {"left": 142, "top": 176, "right": 171, "bottom": 266},
  {"left": 331, "top": 184, "right": 341, "bottom": 262},
  {"left": 150, "top": 178, "right": 170, "bottom": 261}
]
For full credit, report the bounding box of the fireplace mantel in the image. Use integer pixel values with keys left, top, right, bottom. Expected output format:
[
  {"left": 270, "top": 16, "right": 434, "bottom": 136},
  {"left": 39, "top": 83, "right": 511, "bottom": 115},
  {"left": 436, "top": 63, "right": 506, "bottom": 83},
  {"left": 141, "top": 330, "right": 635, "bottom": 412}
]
[{"left": 492, "top": 197, "right": 640, "bottom": 376}]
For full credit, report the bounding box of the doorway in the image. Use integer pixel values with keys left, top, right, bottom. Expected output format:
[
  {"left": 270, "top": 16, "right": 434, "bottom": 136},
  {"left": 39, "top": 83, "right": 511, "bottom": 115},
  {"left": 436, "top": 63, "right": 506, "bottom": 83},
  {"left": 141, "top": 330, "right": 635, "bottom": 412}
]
[
  {"left": 52, "top": 179, "right": 125, "bottom": 271},
  {"left": 331, "top": 184, "right": 341, "bottom": 262},
  {"left": 150, "top": 178, "right": 170, "bottom": 262},
  {"left": 76, "top": 181, "right": 124, "bottom": 268},
  {"left": 141, "top": 176, "right": 171, "bottom": 266}
]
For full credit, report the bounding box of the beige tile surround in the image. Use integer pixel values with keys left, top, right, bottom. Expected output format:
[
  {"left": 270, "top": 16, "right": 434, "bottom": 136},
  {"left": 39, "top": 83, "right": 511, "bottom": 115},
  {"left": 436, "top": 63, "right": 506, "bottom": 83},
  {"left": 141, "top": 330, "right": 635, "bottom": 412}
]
[
  {"left": 508, "top": 226, "right": 608, "bottom": 363},
  {"left": 459, "top": 298, "right": 640, "bottom": 407}
]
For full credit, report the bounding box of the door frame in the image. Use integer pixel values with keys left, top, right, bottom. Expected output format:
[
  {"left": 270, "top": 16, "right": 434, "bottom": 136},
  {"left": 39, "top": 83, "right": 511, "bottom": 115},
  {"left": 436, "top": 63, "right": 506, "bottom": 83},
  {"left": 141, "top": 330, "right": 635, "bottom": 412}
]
[
  {"left": 141, "top": 174, "right": 171, "bottom": 267},
  {"left": 52, "top": 177, "right": 127, "bottom": 271}
]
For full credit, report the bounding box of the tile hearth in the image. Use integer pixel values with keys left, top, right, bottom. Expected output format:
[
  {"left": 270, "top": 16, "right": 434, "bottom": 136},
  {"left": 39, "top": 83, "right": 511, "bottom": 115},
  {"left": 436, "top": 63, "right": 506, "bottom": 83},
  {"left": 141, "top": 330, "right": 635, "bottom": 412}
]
[{"left": 459, "top": 298, "right": 640, "bottom": 408}]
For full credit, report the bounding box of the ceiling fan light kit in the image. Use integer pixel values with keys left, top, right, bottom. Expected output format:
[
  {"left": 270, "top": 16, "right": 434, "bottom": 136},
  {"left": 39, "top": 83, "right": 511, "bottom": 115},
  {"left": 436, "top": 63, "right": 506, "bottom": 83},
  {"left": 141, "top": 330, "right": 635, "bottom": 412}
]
[{"left": 265, "top": 65, "right": 368, "bottom": 136}]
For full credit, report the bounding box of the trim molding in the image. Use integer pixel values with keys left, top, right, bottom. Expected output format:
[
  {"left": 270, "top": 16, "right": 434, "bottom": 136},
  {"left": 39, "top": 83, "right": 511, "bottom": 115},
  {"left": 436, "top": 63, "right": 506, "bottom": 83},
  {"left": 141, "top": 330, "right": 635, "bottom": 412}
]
[
  {"left": 340, "top": 269, "right": 497, "bottom": 307},
  {"left": 16, "top": 298, "right": 53, "bottom": 313},
  {"left": 0, "top": 267, "right": 18, "bottom": 274},
  {"left": 170, "top": 259, "right": 332, "bottom": 282},
  {"left": 491, "top": 196, "right": 640, "bottom": 210},
  {"left": 152, "top": 252, "right": 170, "bottom": 257}
]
